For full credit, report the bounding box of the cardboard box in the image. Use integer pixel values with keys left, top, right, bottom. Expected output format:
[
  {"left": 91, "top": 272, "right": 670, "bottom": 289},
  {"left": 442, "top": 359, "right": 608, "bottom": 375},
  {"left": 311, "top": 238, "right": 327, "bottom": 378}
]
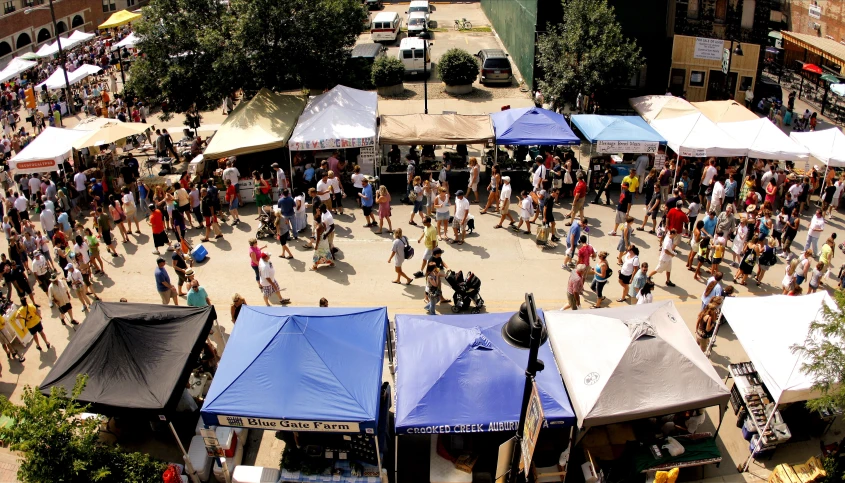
[{"left": 455, "top": 454, "right": 478, "bottom": 473}]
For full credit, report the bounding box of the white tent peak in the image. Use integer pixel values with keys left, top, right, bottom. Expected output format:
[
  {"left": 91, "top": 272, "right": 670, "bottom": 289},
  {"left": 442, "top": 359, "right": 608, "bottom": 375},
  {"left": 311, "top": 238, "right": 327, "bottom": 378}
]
[{"left": 625, "top": 319, "right": 655, "bottom": 339}]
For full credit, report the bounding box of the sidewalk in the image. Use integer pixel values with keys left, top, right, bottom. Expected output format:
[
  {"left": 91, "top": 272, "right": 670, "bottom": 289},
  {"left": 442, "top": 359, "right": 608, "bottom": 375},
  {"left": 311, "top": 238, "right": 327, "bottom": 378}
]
[{"left": 0, "top": 449, "right": 20, "bottom": 483}]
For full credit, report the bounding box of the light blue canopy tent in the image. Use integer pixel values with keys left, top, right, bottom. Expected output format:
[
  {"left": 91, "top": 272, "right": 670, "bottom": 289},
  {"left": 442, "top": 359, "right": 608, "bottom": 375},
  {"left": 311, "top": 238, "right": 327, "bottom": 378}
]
[{"left": 570, "top": 115, "right": 666, "bottom": 145}]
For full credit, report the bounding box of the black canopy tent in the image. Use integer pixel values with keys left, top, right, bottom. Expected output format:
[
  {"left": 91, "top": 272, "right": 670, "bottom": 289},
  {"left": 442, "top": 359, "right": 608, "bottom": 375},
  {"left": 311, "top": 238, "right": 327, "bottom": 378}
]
[{"left": 39, "top": 302, "right": 216, "bottom": 414}]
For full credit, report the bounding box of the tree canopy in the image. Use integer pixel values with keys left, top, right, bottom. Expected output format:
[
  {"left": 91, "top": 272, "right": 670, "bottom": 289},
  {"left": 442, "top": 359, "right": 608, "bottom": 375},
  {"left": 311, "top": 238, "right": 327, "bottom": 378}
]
[
  {"left": 535, "top": 0, "right": 644, "bottom": 108},
  {"left": 793, "top": 291, "right": 845, "bottom": 413},
  {"left": 127, "top": 0, "right": 367, "bottom": 117}
]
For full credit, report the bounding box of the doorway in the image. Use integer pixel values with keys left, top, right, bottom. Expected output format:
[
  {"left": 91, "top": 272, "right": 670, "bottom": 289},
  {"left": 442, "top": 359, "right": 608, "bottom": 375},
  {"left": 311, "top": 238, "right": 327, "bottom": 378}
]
[{"left": 706, "top": 69, "right": 737, "bottom": 100}]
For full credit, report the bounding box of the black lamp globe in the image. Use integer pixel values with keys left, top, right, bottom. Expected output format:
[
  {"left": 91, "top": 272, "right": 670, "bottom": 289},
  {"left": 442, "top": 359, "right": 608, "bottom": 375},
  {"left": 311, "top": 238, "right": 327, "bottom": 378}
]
[{"left": 501, "top": 302, "right": 547, "bottom": 349}]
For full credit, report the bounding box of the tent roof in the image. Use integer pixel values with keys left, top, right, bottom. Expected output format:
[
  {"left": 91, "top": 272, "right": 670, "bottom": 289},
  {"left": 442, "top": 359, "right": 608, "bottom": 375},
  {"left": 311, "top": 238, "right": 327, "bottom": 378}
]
[
  {"left": 34, "top": 30, "right": 95, "bottom": 58},
  {"left": 717, "top": 118, "right": 809, "bottom": 161},
  {"left": 721, "top": 293, "right": 837, "bottom": 404},
  {"left": 630, "top": 95, "right": 699, "bottom": 122},
  {"left": 71, "top": 117, "right": 150, "bottom": 148},
  {"left": 490, "top": 107, "right": 579, "bottom": 145},
  {"left": 0, "top": 57, "right": 36, "bottom": 83},
  {"left": 649, "top": 112, "right": 747, "bottom": 157},
  {"left": 40, "top": 302, "right": 215, "bottom": 413},
  {"left": 570, "top": 115, "right": 666, "bottom": 144},
  {"left": 9, "top": 127, "right": 90, "bottom": 174},
  {"left": 114, "top": 32, "right": 140, "bottom": 49},
  {"left": 691, "top": 100, "right": 759, "bottom": 123},
  {"left": 545, "top": 301, "right": 729, "bottom": 428},
  {"left": 99, "top": 10, "right": 142, "bottom": 29},
  {"left": 790, "top": 128, "right": 845, "bottom": 167},
  {"left": 37, "top": 65, "right": 102, "bottom": 90},
  {"left": 201, "top": 307, "right": 388, "bottom": 428},
  {"left": 379, "top": 114, "right": 494, "bottom": 145},
  {"left": 288, "top": 85, "right": 377, "bottom": 151},
  {"left": 203, "top": 88, "right": 306, "bottom": 159},
  {"left": 395, "top": 312, "right": 575, "bottom": 433}
]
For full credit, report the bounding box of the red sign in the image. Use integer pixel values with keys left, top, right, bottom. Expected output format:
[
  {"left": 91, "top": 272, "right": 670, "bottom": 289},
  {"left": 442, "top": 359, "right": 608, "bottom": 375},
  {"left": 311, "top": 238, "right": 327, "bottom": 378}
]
[{"left": 15, "top": 160, "right": 56, "bottom": 171}]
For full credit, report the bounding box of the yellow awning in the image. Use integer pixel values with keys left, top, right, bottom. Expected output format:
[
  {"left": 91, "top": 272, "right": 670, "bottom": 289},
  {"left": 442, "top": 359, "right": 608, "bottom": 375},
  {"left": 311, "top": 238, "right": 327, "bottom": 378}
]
[
  {"left": 99, "top": 10, "right": 142, "bottom": 29},
  {"left": 782, "top": 31, "right": 845, "bottom": 68}
]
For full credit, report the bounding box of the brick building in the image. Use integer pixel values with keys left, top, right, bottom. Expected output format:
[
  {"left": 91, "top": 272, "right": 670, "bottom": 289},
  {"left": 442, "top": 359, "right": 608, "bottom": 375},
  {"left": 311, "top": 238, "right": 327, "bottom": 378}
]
[
  {"left": 787, "top": 0, "right": 845, "bottom": 45},
  {"left": 0, "top": 0, "right": 146, "bottom": 67}
]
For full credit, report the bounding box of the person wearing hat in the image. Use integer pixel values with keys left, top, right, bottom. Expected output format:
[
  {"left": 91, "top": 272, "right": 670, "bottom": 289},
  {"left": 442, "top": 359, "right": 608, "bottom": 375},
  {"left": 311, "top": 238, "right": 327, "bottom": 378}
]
[
  {"left": 272, "top": 162, "right": 289, "bottom": 191},
  {"left": 31, "top": 251, "right": 51, "bottom": 296},
  {"left": 427, "top": 246, "right": 449, "bottom": 304},
  {"left": 172, "top": 243, "right": 192, "bottom": 296},
  {"left": 452, "top": 190, "right": 470, "bottom": 245},
  {"left": 154, "top": 257, "right": 179, "bottom": 305},
  {"left": 48, "top": 274, "right": 78, "bottom": 326},
  {"left": 494, "top": 176, "right": 515, "bottom": 228},
  {"left": 258, "top": 251, "right": 290, "bottom": 306}
]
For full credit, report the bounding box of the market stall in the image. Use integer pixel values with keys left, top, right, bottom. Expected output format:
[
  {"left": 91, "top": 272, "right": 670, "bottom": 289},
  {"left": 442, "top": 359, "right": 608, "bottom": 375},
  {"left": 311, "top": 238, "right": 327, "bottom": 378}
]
[
  {"left": 34, "top": 30, "right": 96, "bottom": 58},
  {"left": 36, "top": 64, "right": 103, "bottom": 90},
  {"left": 545, "top": 302, "right": 730, "bottom": 477},
  {"left": 288, "top": 85, "right": 378, "bottom": 187},
  {"left": 39, "top": 302, "right": 216, "bottom": 413},
  {"left": 790, "top": 128, "right": 845, "bottom": 167},
  {"left": 203, "top": 88, "right": 306, "bottom": 203},
  {"left": 8, "top": 126, "right": 89, "bottom": 174},
  {"left": 631, "top": 95, "right": 747, "bottom": 158},
  {"left": 394, "top": 311, "right": 575, "bottom": 483},
  {"left": 98, "top": 9, "right": 142, "bottom": 29},
  {"left": 114, "top": 32, "right": 140, "bottom": 49},
  {"left": 719, "top": 293, "right": 841, "bottom": 464},
  {"left": 691, "top": 100, "right": 759, "bottom": 123},
  {"left": 201, "top": 306, "right": 391, "bottom": 483},
  {"left": 378, "top": 113, "right": 494, "bottom": 189},
  {"left": 0, "top": 57, "right": 36, "bottom": 83}
]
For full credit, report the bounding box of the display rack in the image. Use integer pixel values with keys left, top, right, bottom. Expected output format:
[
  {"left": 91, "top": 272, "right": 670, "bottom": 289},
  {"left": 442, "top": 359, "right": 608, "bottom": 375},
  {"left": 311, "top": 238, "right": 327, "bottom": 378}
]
[{"left": 727, "top": 362, "right": 791, "bottom": 455}]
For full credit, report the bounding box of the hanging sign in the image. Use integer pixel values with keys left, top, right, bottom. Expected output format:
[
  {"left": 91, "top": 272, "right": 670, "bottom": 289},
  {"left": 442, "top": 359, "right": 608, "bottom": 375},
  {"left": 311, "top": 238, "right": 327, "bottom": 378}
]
[
  {"left": 679, "top": 147, "right": 707, "bottom": 158},
  {"left": 694, "top": 37, "right": 724, "bottom": 61},
  {"left": 809, "top": 4, "right": 822, "bottom": 19},
  {"left": 521, "top": 380, "right": 545, "bottom": 478},
  {"left": 216, "top": 415, "right": 360, "bottom": 433},
  {"left": 359, "top": 145, "right": 376, "bottom": 176},
  {"left": 653, "top": 153, "right": 667, "bottom": 170},
  {"left": 596, "top": 140, "right": 658, "bottom": 154},
  {"left": 200, "top": 428, "right": 225, "bottom": 458}
]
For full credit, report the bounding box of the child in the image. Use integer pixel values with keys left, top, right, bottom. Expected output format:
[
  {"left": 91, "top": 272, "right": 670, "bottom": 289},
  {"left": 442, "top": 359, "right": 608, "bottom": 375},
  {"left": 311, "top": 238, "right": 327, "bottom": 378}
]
[
  {"left": 808, "top": 261, "right": 824, "bottom": 293},
  {"left": 693, "top": 236, "right": 711, "bottom": 281},
  {"left": 629, "top": 261, "right": 648, "bottom": 299},
  {"left": 637, "top": 280, "right": 655, "bottom": 304},
  {"left": 711, "top": 231, "right": 726, "bottom": 275},
  {"left": 514, "top": 190, "right": 534, "bottom": 235}
]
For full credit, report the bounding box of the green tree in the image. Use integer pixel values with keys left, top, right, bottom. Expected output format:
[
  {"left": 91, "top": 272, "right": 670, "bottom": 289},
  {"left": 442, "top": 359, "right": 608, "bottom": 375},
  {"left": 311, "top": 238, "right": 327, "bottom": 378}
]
[
  {"left": 792, "top": 291, "right": 845, "bottom": 413},
  {"left": 0, "top": 375, "right": 166, "bottom": 483},
  {"left": 535, "top": 0, "right": 644, "bottom": 107},
  {"left": 438, "top": 48, "right": 479, "bottom": 86}
]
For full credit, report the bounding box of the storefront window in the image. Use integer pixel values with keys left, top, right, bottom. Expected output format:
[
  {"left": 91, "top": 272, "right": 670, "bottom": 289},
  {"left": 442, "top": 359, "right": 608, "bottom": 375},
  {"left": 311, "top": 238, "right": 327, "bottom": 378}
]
[{"left": 690, "top": 70, "right": 706, "bottom": 87}]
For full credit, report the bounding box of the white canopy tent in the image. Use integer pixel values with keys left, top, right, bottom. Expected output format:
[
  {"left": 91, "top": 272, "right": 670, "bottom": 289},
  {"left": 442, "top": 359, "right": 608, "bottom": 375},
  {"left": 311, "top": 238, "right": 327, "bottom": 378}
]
[
  {"left": 717, "top": 118, "right": 809, "bottom": 161},
  {"left": 720, "top": 292, "right": 836, "bottom": 405},
  {"left": 545, "top": 301, "right": 730, "bottom": 429},
  {"left": 114, "top": 32, "right": 140, "bottom": 49},
  {"left": 37, "top": 64, "right": 102, "bottom": 90},
  {"left": 34, "top": 30, "right": 94, "bottom": 58},
  {"left": 0, "top": 57, "right": 36, "bottom": 83},
  {"left": 790, "top": 128, "right": 845, "bottom": 167},
  {"left": 288, "top": 85, "right": 378, "bottom": 151},
  {"left": 8, "top": 127, "right": 89, "bottom": 174}
]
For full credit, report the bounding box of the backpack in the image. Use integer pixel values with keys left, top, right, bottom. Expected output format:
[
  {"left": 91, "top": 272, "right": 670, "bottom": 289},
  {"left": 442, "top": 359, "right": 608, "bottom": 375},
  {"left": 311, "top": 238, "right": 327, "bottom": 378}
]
[{"left": 402, "top": 236, "right": 414, "bottom": 260}]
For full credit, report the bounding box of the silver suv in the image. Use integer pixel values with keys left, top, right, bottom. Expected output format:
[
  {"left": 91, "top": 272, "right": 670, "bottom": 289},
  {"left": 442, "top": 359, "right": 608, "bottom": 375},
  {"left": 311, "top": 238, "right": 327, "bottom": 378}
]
[{"left": 476, "top": 49, "right": 513, "bottom": 85}]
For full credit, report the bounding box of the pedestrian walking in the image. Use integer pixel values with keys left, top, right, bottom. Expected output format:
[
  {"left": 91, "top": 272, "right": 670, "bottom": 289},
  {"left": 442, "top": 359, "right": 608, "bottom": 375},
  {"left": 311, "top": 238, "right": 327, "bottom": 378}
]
[
  {"left": 15, "top": 302, "right": 50, "bottom": 351},
  {"left": 515, "top": 190, "right": 534, "bottom": 235},
  {"left": 376, "top": 185, "right": 393, "bottom": 234},
  {"left": 756, "top": 237, "right": 777, "bottom": 285},
  {"left": 82, "top": 228, "right": 105, "bottom": 275},
  {"left": 231, "top": 293, "right": 246, "bottom": 323},
  {"left": 649, "top": 228, "right": 678, "bottom": 287},
  {"left": 494, "top": 176, "right": 515, "bottom": 228},
  {"left": 433, "top": 187, "right": 450, "bottom": 240},
  {"left": 258, "top": 252, "right": 290, "bottom": 305},
  {"left": 466, "top": 158, "right": 481, "bottom": 203},
  {"left": 590, "top": 252, "right": 610, "bottom": 308},
  {"left": 695, "top": 298, "right": 722, "bottom": 351},
  {"left": 452, "top": 190, "right": 470, "bottom": 244},
  {"left": 617, "top": 245, "right": 640, "bottom": 304},
  {"left": 409, "top": 176, "right": 425, "bottom": 226},
  {"left": 616, "top": 216, "right": 635, "bottom": 265},
  {"left": 735, "top": 235, "right": 760, "bottom": 286},
  {"left": 610, "top": 183, "right": 632, "bottom": 236},
  {"left": 415, "top": 216, "right": 437, "bottom": 278},
  {"left": 481, "top": 165, "right": 501, "bottom": 215},
  {"left": 424, "top": 264, "right": 444, "bottom": 315},
  {"left": 388, "top": 228, "right": 413, "bottom": 285},
  {"left": 108, "top": 195, "right": 130, "bottom": 244},
  {"left": 154, "top": 257, "right": 178, "bottom": 305},
  {"left": 148, "top": 204, "right": 169, "bottom": 255},
  {"left": 225, "top": 179, "right": 241, "bottom": 226},
  {"left": 359, "top": 177, "right": 376, "bottom": 227},
  {"left": 563, "top": 264, "right": 586, "bottom": 310},
  {"left": 200, "top": 188, "right": 224, "bottom": 242},
  {"left": 47, "top": 275, "right": 78, "bottom": 326},
  {"left": 248, "top": 238, "right": 265, "bottom": 288}
]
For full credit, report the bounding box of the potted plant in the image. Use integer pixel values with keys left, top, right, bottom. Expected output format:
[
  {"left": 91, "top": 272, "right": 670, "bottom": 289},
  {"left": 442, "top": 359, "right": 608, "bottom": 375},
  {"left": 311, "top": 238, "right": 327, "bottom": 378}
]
[
  {"left": 438, "top": 48, "right": 478, "bottom": 95},
  {"left": 372, "top": 56, "right": 405, "bottom": 96}
]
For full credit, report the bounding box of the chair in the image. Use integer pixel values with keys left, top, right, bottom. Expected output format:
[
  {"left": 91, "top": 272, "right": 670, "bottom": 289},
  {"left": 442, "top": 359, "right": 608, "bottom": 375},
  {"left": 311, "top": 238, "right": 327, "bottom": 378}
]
[{"left": 532, "top": 451, "right": 569, "bottom": 483}]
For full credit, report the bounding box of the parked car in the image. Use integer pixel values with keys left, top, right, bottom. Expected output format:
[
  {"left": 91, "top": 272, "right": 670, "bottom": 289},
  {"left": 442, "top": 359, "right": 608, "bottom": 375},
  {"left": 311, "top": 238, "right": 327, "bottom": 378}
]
[
  {"left": 405, "top": 0, "right": 433, "bottom": 31},
  {"left": 399, "top": 37, "right": 431, "bottom": 76},
  {"left": 476, "top": 49, "right": 513, "bottom": 85},
  {"left": 407, "top": 12, "right": 428, "bottom": 37},
  {"left": 349, "top": 43, "right": 387, "bottom": 89},
  {"left": 364, "top": 0, "right": 383, "bottom": 9},
  {"left": 371, "top": 11, "right": 402, "bottom": 43}
]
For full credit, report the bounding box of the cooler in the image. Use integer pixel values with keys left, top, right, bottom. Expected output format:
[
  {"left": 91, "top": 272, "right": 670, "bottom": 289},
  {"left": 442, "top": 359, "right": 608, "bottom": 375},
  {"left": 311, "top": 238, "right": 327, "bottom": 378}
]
[
  {"left": 232, "top": 466, "right": 280, "bottom": 483},
  {"left": 215, "top": 427, "right": 239, "bottom": 458},
  {"left": 213, "top": 440, "right": 244, "bottom": 482},
  {"left": 187, "top": 435, "right": 213, "bottom": 482},
  {"left": 741, "top": 417, "right": 757, "bottom": 441},
  {"left": 191, "top": 244, "right": 208, "bottom": 263}
]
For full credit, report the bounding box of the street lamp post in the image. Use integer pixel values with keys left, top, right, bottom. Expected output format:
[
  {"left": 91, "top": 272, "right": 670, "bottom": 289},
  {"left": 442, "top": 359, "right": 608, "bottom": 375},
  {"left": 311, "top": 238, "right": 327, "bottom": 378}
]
[
  {"left": 502, "top": 294, "right": 546, "bottom": 483},
  {"left": 419, "top": 27, "right": 431, "bottom": 114},
  {"left": 26, "top": 0, "right": 74, "bottom": 115},
  {"left": 722, "top": 39, "right": 743, "bottom": 100}
]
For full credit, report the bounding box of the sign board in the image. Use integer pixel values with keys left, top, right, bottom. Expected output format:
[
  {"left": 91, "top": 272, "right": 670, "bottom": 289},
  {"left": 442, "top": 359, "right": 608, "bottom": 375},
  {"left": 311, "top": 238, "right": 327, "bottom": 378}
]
[
  {"left": 495, "top": 437, "right": 515, "bottom": 483},
  {"left": 653, "top": 153, "right": 667, "bottom": 170},
  {"left": 216, "top": 415, "right": 361, "bottom": 433},
  {"left": 809, "top": 4, "right": 822, "bottom": 19},
  {"left": 596, "top": 140, "right": 659, "bottom": 154},
  {"left": 521, "top": 380, "right": 545, "bottom": 478},
  {"left": 679, "top": 147, "right": 707, "bottom": 158},
  {"left": 693, "top": 37, "right": 724, "bottom": 61},
  {"left": 722, "top": 48, "right": 730, "bottom": 75},
  {"left": 200, "top": 428, "right": 225, "bottom": 458},
  {"left": 359, "top": 145, "right": 376, "bottom": 176}
]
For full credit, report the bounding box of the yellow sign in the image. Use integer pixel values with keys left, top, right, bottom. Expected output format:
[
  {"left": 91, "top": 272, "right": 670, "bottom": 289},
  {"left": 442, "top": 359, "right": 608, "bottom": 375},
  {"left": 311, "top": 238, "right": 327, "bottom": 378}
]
[{"left": 521, "top": 380, "right": 545, "bottom": 478}]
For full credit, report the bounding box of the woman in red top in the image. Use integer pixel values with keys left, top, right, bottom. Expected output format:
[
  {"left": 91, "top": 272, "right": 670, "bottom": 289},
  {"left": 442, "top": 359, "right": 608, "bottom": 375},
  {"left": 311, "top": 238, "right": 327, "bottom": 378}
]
[
  {"left": 764, "top": 179, "right": 777, "bottom": 207},
  {"left": 225, "top": 179, "right": 241, "bottom": 225}
]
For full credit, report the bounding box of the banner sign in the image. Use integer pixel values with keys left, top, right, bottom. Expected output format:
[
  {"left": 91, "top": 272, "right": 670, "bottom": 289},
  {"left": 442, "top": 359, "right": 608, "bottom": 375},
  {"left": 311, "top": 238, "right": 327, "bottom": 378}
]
[
  {"left": 200, "top": 428, "right": 225, "bottom": 458},
  {"left": 216, "top": 415, "right": 361, "bottom": 433},
  {"left": 521, "top": 380, "right": 545, "bottom": 478},
  {"left": 596, "top": 140, "right": 658, "bottom": 154},
  {"left": 653, "top": 154, "right": 667, "bottom": 170},
  {"left": 679, "top": 147, "right": 707, "bottom": 158},
  {"left": 400, "top": 419, "right": 559, "bottom": 435},
  {"left": 693, "top": 37, "right": 724, "bottom": 61}
]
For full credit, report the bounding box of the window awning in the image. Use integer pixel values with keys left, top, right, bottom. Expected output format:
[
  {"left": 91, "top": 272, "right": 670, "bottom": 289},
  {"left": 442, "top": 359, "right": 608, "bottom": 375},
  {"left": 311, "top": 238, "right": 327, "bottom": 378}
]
[{"left": 782, "top": 31, "right": 845, "bottom": 67}]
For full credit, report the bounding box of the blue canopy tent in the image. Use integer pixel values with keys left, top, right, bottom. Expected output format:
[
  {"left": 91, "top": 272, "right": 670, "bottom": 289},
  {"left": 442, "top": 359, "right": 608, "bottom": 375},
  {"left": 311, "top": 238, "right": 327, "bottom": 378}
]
[
  {"left": 570, "top": 115, "right": 666, "bottom": 146},
  {"left": 490, "top": 107, "right": 580, "bottom": 145},
  {"left": 202, "top": 306, "right": 389, "bottom": 435}
]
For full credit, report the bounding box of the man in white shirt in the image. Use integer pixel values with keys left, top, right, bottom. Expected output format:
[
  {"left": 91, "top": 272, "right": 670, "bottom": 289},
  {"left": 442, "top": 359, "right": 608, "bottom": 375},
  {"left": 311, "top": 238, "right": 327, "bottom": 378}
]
[
  {"left": 27, "top": 174, "right": 41, "bottom": 204},
  {"left": 760, "top": 165, "right": 775, "bottom": 191},
  {"left": 328, "top": 171, "right": 344, "bottom": 215},
  {"left": 452, "top": 190, "right": 470, "bottom": 244},
  {"left": 805, "top": 209, "right": 825, "bottom": 255},
  {"left": 709, "top": 178, "right": 725, "bottom": 214},
  {"left": 73, "top": 170, "right": 87, "bottom": 208},
  {"left": 31, "top": 251, "right": 50, "bottom": 296},
  {"left": 315, "top": 173, "right": 333, "bottom": 211},
  {"left": 496, "top": 176, "right": 515, "bottom": 227},
  {"left": 271, "top": 162, "right": 288, "bottom": 191},
  {"left": 531, "top": 157, "right": 546, "bottom": 192},
  {"left": 634, "top": 154, "right": 649, "bottom": 193},
  {"left": 649, "top": 228, "right": 678, "bottom": 287},
  {"left": 699, "top": 159, "right": 718, "bottom": 205},
  {"left": 39, "top": 206, "right": 55, "bottom": 239},
  {"left": 13, "top": 193, "right": 28, "bottom": 221},
  {"left": 222, "top": 159, "right": 240, "bottom": 190},
  {"left": 47, "top": 275, "right": 78, "bottom": 326},
  {"left": 320, "top": 208, "right": 336, "bottom": 253},
  {"left": 258, "top": 252, "right": 290, "bottom": 306}
]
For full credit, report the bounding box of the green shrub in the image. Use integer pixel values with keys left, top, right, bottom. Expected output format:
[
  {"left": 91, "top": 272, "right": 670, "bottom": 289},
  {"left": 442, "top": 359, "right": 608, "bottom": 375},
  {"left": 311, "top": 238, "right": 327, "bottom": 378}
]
[
  {"left": 438, "top": 48, "right": 478, "bottom": 86},
  {"left": 371, "top": 56, "right": 404, "bottom": 87}
]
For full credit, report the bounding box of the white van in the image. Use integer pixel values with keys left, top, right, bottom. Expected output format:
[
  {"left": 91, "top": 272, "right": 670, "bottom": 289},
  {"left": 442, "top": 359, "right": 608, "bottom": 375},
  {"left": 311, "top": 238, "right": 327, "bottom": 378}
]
[
  {"left": 371, "top": 11, "right": 402, "bottom": 43},
  {"left": 398, "top": 37, "right": 431, "bottom": 76}
]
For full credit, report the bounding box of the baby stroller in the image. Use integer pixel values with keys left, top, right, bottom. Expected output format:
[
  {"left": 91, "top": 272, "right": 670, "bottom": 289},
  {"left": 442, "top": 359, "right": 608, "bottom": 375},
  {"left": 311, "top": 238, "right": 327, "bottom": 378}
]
[
  {"left": 255, "top": 205, "right": 277, "bottom": 239},
  {"left": 445, "top": 270, "right": 484, "bottom": 313}
]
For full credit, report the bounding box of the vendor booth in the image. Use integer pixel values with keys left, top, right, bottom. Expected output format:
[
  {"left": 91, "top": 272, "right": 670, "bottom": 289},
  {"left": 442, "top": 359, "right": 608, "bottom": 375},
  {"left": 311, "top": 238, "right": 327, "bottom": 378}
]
[
  {"left": 203, "top": 88, "right": 306, "bottom": 203},
  {"left": 288, "top": 85, "right": 378, "bottom": 187},
  {"left": 201, "top": 306, "right": 391, "bottom": 483},
  {"left": 36, "top": 64, "right": 103, "bottom": 90},
  {"left": 394, "top": 312, "right": 575, "bottom": 483},
  {"left": 631, "top": 95, "right": 747, "bottom": 158},
  {"left": 35, "top": 30, "right": 96, "bottom": 58},
  {"left": 790, "top": 128, "right": 845, "bottom": 167},
  {"left": 545, "top": 302, "right": 730, "bottom": 476},
  {"left": 8, "top": 127, "right": 89, "bottom": 174},
  {"left": 0, "top": 57, "right": 36, "bottom": 83},
  {"left": 691, "top": 100, "right": 758, "bottom": 124},
  {"left": 114, "top": 32, "right": 140, "bottom": 49},
  {"left": 719, "top": 293, "right": 841, "bottom": 462},
  {"left": 98, "top": 9, "right": 142, "bottom": 29},
  {"left": 39, "top": 302, "right": 216, "bottom": 413},
  {"left": 377, "top": 113, "right": 494, "bottom": 190}
]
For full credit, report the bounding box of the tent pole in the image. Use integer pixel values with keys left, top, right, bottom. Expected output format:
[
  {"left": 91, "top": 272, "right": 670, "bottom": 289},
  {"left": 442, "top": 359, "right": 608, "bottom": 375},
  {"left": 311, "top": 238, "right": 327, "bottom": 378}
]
[
  {"left": 394, "top": 435, "right": 399, "bottom": 483},
  {"left": 714, "top": 404, "right": 724, "bottom": 439},
  {"left": 375, "top": 430, "right": 384, "bottom": 479},
  {"left": 740, "top": 401, "right": 779, "bottom": 472},
  {"left": 387, "top": 320, "right": 395, "bottom": 379},
  {"left": 288, "top": 148, "right": 295, "bottom": 193},
  {"left": 168, "top": 421, "right": 202, "bottom": 483},
  {"left": 819, "top": 165, "right": 829, "bottom": 208}
]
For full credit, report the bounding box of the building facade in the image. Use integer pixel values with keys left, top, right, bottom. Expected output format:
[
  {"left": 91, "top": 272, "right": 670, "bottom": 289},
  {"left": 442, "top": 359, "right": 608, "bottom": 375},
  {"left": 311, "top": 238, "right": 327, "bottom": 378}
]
[
  {"left": 787, "top": 0, "right": 845, "bottom": 45},
  {"left": 0, "top": 0, "right": 146, "bottom": 67}
]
